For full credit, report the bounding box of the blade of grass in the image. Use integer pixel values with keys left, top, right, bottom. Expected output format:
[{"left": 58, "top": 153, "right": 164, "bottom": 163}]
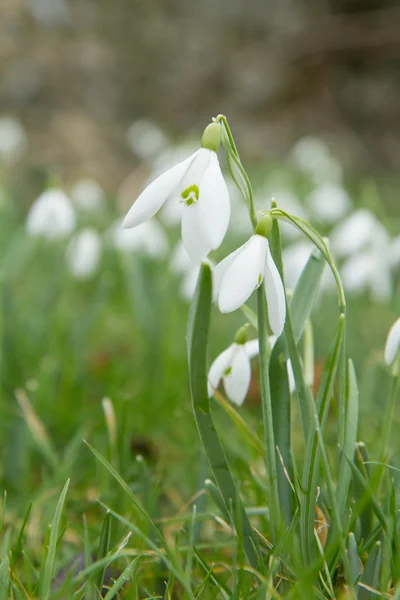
[
  {"left": 39, "top": 478, "right": 70, "bottom": 600},
  {"left": 102, "top": 556, "right": 142, "bottom": 600}
]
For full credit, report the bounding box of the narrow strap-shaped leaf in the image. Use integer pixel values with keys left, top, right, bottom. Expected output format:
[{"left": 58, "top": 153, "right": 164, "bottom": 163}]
[
  {"left": 337, "top": 360, "right": 359, "bottom": 514},
  {"left": 103, "top": 555, "right": 142, "bottom": 600},
  {"left": 187, "top": 262, "right": 260, "bottom": 569},
  {"left": 359, "top": 542, "right": 382, "bottom": 600},
  {"left": 39, "top": 479, "right": 70, "bottom": 600},
  {"left": 347, "top": 532, "right": 362, "bottom": 589},
  {"left": 95, "top": 511, "right": 112, "bottom": 595}
]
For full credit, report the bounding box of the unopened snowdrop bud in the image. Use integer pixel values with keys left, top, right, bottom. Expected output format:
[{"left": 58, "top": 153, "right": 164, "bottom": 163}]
[
  {"left": 208, "top": 338, "right": 260, "bottom": 406},
  {"left": 384, "top": 318, "right": 400, "bottom": 374},
  {"left": 26, "top": 188, "right": 76, "bottom": 239},
  {"left": 123, "top": 123, "right": 230, "bottom": 263},
  {"left": 66, "top": 228, "right": 102, "bottom": 278},
  {"left": 201, "top": 123, "right": 222, "bottom": 153},
  {"left": 214, "top": 216, "right": 286, "bottom": 336}
]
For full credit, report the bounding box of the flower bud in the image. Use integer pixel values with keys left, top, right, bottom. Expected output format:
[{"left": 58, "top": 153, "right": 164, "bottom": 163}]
[
  {"left": 201, "top": 123, "right": 222, "bottom": 153},
  {"left": 255, "top": 214, "right": 273, "bottom": 238},
  {"left": 234, "top": 324, "right": 249, "bottom": 345}
]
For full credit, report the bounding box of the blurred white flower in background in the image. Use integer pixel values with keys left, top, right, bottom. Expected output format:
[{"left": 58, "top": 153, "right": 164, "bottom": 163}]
[
  {"left": 282, "top": 240, "right": 313, "bottom": 290},
  {"left": 389, "top": 236, "right": 400, "bottom": 271},
  {"left": 169, "top": 241, "right": 200, "bottom": 301},
  {"left": 26, "top": 189, "right": 76, "bottom": 239},
  {"left": 341, "top": 249, "right": 392, "bottom": 303},
  {"left": 110, "top": 218, "right": 168, "bottom": 258},
  {"left": 306, "top": 183, "right": 352, "bottom": 224},
  {"left": 127, "top": 119, "right": 169, "bottom": 162},
  {"left": 289, "top": 136, "right": 342, "bottom": 184},
  {"left": 66, "top": 228, "right": 102, "bottom": 279},
  {"left": 330, "top": 209, "right": 388, "bottom": 258},
  {"left": 71, "top": 178, "right": 105, "bottom": 212},
  {"left": 0, "top": 116, "right": 28, "bottom": 162},
  {"left": 227, "top": 177, "right": 253, "bottom": 237},
  {"left": 27, "top": 0, "right": 69, "bottom": 25}
]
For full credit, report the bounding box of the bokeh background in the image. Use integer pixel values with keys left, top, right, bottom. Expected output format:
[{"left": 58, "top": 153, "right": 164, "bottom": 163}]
[{"left": 1, "top": 0, "right": 400, "bottom": 575}]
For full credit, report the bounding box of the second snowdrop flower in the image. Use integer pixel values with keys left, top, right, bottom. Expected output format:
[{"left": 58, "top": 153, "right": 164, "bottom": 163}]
[
  {"left": 208, "top": 327, "right": 267, "bottom": 406},
  {"left": 123, "top": 122, "right": 230, "bottom": 263},
  {"left": 215, "top": 215, "right": 286, "bottom": 336}
]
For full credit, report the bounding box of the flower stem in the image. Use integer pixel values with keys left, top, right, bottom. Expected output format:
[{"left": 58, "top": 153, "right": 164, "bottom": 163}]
[{"left": 257, "top": 286, "right": 281, "bottom": 540}]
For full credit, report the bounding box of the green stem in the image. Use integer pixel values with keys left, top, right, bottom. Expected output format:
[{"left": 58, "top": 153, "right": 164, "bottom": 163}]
[
  {"left": 215, "top": 114, "right": 257, "bottom": 228},
  {"left": 257, "top": 286, "right": 281, "bottom": 540}
]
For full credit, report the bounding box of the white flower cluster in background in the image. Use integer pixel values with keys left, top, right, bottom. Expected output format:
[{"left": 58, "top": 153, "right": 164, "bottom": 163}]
[{"left": 0, "top": 116, "right": 28, "bottom": 163}]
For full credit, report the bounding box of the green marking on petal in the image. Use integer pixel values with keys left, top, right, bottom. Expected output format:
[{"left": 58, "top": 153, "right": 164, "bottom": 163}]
[
  {"left": 181, "top": 184, "right": 200, "bottom": 206},
  {"left": 224, "top": 366, "right": 232, "bottom": 377},
  {"left": 257, "top": 273, "right": 263, "bottom": 287}
]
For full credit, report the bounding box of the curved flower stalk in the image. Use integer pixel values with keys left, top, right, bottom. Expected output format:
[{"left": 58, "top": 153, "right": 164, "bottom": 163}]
[
  {"left": 123, "top": 123, "right": 230, "bottom": 263},
  {"left": 26, "top": 188, "right": 76, "bottom": 240},
  {"left": 214, "top": 215, "right": 286, "bottom": 337}
]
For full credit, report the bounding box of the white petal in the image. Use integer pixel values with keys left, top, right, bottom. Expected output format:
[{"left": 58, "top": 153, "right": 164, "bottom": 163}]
[
  {"left": 26, "top": 189, "right": 76, "bottom": 239},
  {"left": 66, "top": 228, "right": 102, "bottom": 278},
  {"left": 208, "top": 344, "right": 235, "bottom": 397},
  {"left": 385, "top": 318, "right": 400, "bottom": 365},
  {"left": 197, "top": 151, "right": 230, "bottom": 250},
  {"left": 223, "top": 345, "right": 251, "bottom": 406},
  {"left": 122, "top": 151, "right": 199, "bottom": 228},
  {"left": 212, "top": 240, "right": 251, "bottom": 302},
  {"left": 264, "top": 244, "right": 286, "bottom": 336},
  {"left": 181, "top": 203, "right": 211, "bottom": 263},
  {"left": 177, "top": 148, "right": 211, "bottom": 190},
  {"left": 218, "top": 235, "right": 268, "bottom": 313},
  {"left": 244, "top": 339, "right": 259, "bottom": 359}
]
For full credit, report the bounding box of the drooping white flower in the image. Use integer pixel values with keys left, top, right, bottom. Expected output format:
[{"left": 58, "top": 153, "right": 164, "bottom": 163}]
[
  {"left": 26, "top": 189, "right": 76, "bottom": 239},
  {"left": 110, "top": 218, "right": 168, "bottom": 258},
  {"left": 0, "top": 116, "right": 28, "bottom": 162},
  {"left": 306, "top": 183, "right": 352, "bottom": 224},
  {"left": 66, "top": 228, "right": 102, "bottom": 278},
  {"left": 123, "top": 123, "right": 230, "bottom": 263},
  {"left": 71, "top": 178, "right": 105, "bottom": 212},
  {"left": 208, "top": 338, "right": 262, "bottom": 406},
  {"left": 214, "top": 216, "right": 286, "bottom": 336},
  {"left": 385, "top": 318, "right": 400, "bottom": 366}
]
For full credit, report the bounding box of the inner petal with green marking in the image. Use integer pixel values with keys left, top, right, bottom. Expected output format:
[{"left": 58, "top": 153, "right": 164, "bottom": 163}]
[{"left": 180, "top": 184, "right": 200, "bottom": 206}]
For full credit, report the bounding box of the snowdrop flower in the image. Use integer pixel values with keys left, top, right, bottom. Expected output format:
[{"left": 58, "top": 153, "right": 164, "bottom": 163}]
[
  {"left": 306, "top": 183, "right": 352, "bottom": 224},
  {"left": 208, "top": 326, "right": 269, "bottom": 405},
  {"left": 66, "top": 228, "right": 102, "bottom": 278},
  {"left": 254, "top": 187, "right": 306, "bottom": 240},
  {"left": 385, "top": 318, "right": 400, "bottom": 368},
  {"left": 26, "top": 189, "right": 76, "bottom": 239},
  {"left": 127, "top": 119, "right": 168, "bottom": 162},
  {"left": 0, "top": 116, "right": 28, "bottom": 162},
  {"left": 214, "top": 215, "right": 286, "bottom": 336},
  {"left": 123, "top": 123, "right": 230, "bottom": 263},
  {"left": 71, "top": 178, "right": 105, "bottom": 212},
  {"left": 110, "top": 218, "right": 168, "bottom": 258},
  {"left": 331, "top": 209, "right": 387, "bottom": 258}
]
